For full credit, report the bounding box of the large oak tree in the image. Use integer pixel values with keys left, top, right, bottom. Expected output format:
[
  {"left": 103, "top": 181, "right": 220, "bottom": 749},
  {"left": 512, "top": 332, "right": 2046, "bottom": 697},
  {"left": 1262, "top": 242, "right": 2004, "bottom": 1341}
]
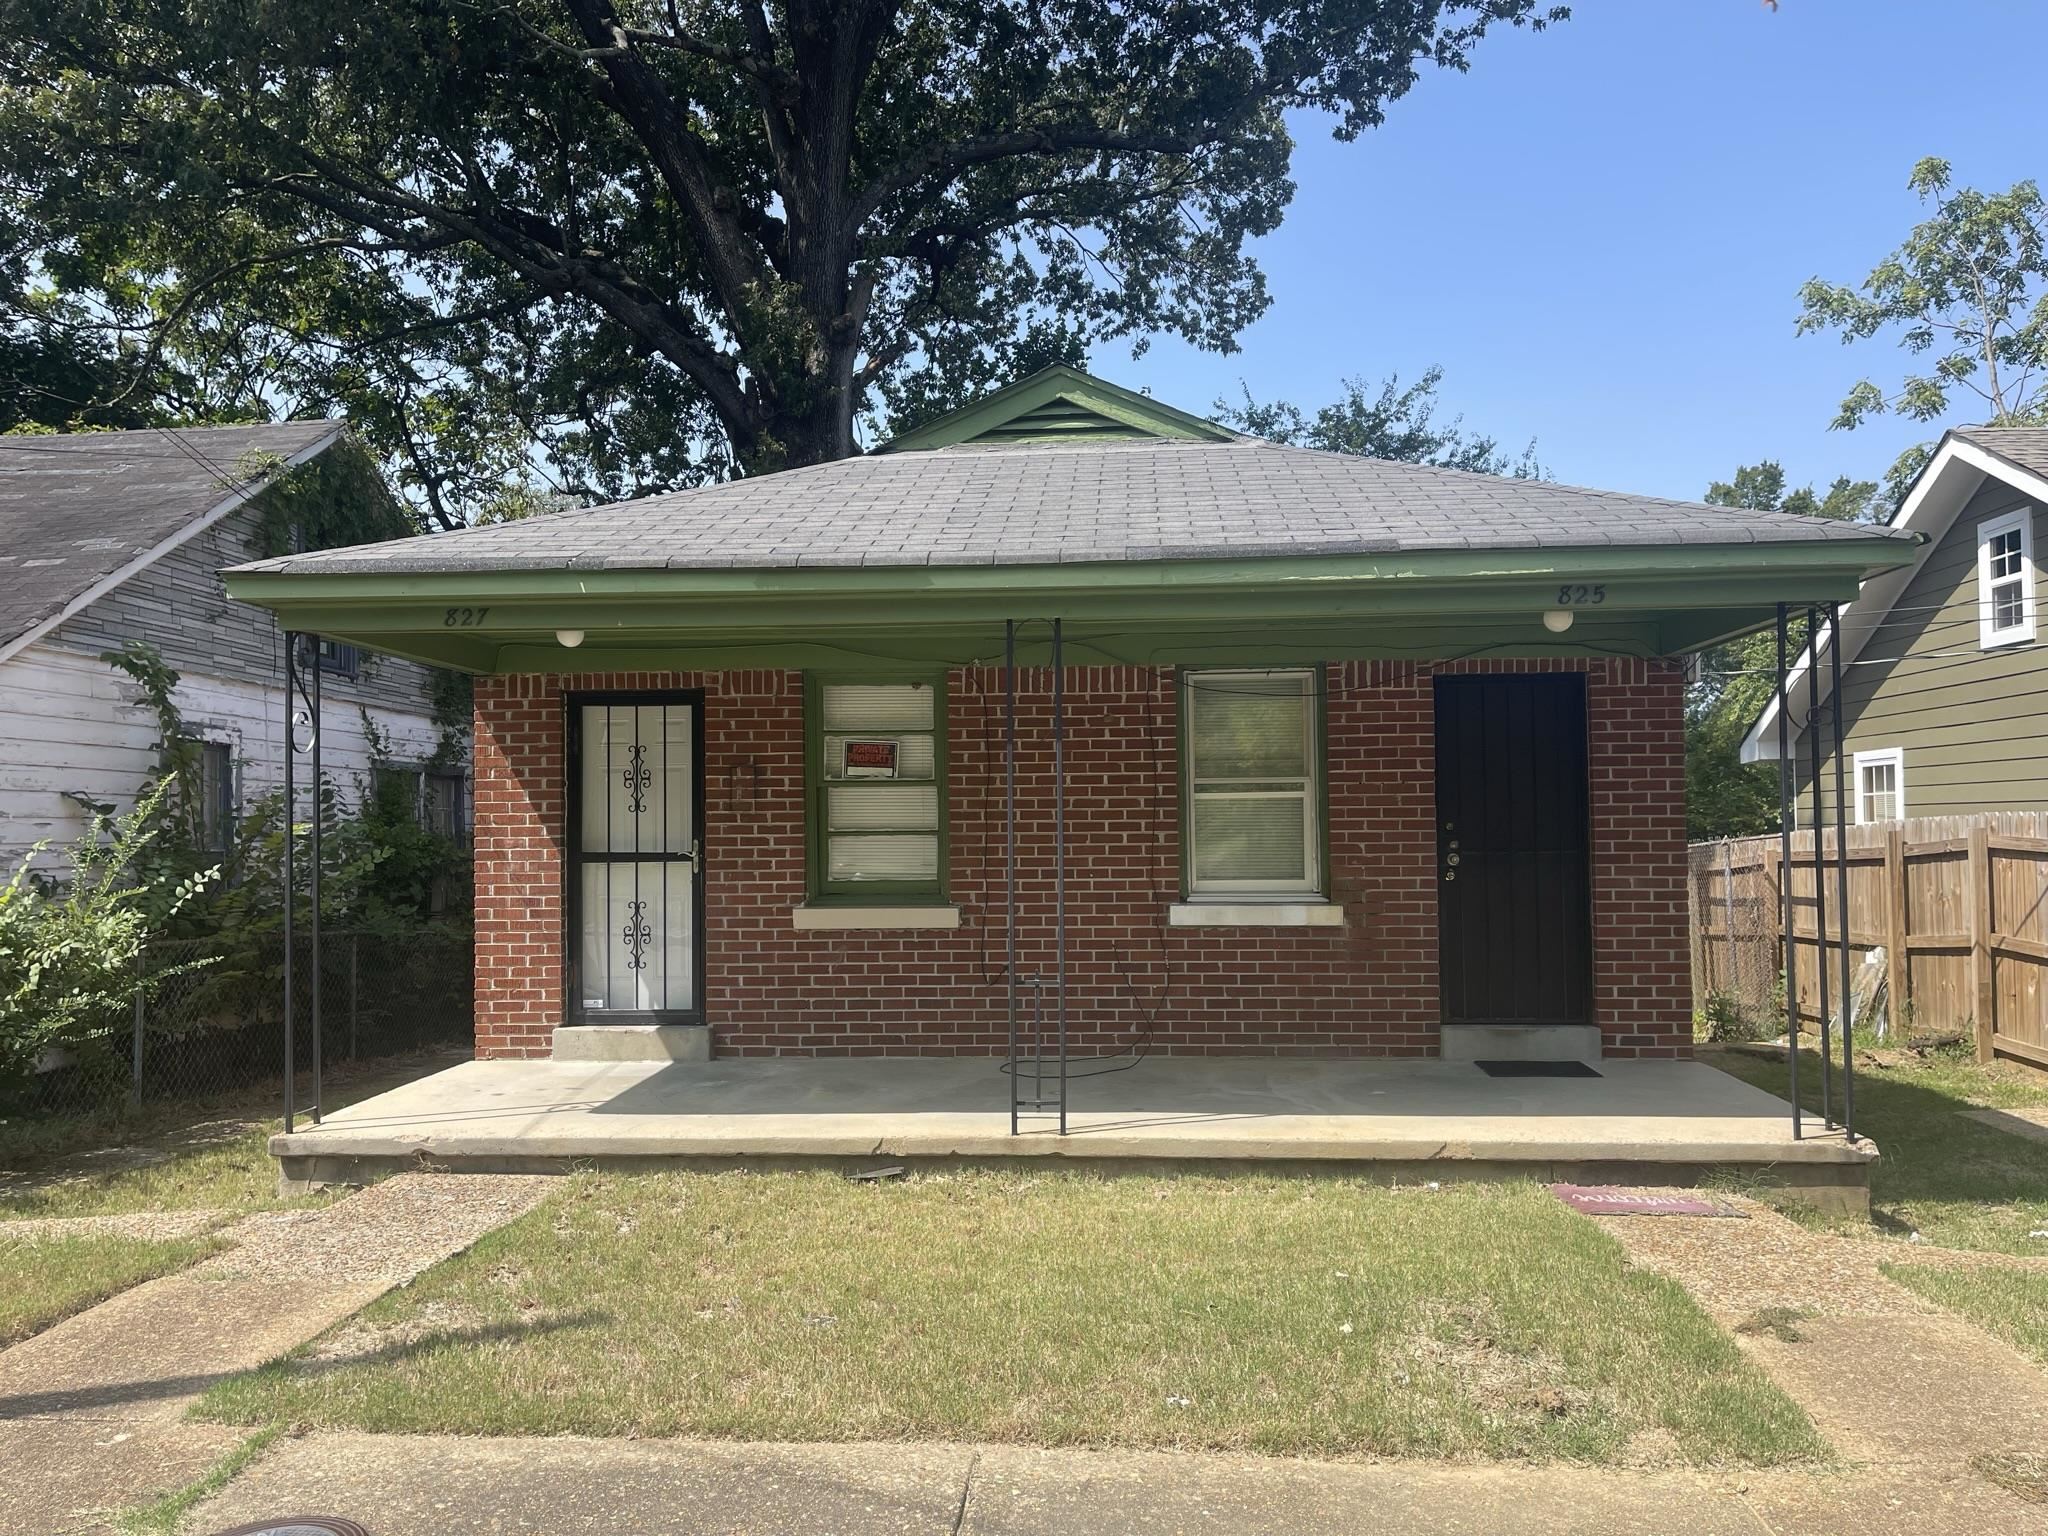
[{"left": 0, "top": 0, "right": 1562, "bottom": 522}]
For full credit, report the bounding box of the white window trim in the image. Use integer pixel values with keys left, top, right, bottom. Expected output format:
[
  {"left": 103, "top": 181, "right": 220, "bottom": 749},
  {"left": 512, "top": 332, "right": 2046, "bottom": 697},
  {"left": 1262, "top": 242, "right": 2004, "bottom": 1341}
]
[
  {"left": 1976, "top": 507, "right": 2036, "bottom": 649},
  {"left": 1182, "top": 667, "right": 1322, "bottom": 898},
  {"left": 1851, "top": 747, "right": 1905, "bottom": 826}
]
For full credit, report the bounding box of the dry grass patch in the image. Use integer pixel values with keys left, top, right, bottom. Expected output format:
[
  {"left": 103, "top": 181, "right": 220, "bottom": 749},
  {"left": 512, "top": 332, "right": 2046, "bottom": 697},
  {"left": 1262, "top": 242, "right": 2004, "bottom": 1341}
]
[
  {"left": 1881, "top": 1263, "right": 2048, "bottom": 1367},
  {"left": 202, "top": 1171, "right": 1823, "bottom": 1466}
]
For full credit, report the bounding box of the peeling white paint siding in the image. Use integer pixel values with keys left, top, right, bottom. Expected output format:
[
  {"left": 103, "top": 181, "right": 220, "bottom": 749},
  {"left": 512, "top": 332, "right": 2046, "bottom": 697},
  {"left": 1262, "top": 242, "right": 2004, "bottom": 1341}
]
[
  {"left": 0, "top": 495, "right": 461, "bottom": 869},
  {"left": 0, "top": 641, "right": 443, "bottom": 866}
]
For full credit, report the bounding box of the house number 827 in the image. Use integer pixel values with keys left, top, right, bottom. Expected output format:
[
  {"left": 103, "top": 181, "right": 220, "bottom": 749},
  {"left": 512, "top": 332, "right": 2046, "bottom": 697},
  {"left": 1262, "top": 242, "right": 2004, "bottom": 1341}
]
[
  {"left": 443, "top": 606, "right": 490, "bottom": 627},
  {"left": 1554, "top": 584, "right": 1606, "bottom": 606}
]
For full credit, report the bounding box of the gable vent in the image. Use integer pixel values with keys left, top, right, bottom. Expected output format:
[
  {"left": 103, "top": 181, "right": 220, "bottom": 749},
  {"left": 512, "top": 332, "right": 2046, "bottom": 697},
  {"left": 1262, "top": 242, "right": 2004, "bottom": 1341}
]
[{"left": 970, "top": 398, "right": 1156, "bottom": 444}]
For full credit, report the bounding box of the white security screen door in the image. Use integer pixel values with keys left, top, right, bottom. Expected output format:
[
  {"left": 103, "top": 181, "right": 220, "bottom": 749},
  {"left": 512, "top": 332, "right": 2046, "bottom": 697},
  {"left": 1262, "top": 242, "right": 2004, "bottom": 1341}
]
[{"left": 572, "top": 696, "right": 700, "bottom": 1019}]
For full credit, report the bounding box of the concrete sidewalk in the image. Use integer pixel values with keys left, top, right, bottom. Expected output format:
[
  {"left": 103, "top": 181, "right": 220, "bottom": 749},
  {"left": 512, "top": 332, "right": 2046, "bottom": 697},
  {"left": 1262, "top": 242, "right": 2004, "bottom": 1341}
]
[{"left": 179, "top": 1432, "right": 2048, "bottom": 1536}]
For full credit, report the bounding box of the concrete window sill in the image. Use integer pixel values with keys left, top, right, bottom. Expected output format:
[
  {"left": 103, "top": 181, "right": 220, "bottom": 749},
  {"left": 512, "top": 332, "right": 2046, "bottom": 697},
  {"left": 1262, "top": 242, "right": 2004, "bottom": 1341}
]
[
  {"left": 791, "top": 904, "right": 962, "bottom": 931},
  {"left": 1166, "top": 902, "right": 1346, "bottom": 928}
]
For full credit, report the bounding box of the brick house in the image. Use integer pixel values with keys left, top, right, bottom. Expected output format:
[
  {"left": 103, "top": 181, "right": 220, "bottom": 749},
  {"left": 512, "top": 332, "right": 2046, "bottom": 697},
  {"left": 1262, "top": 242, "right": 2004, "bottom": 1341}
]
[{"left": 228, "top": 368, "right": 1915, "bottom": 1071}]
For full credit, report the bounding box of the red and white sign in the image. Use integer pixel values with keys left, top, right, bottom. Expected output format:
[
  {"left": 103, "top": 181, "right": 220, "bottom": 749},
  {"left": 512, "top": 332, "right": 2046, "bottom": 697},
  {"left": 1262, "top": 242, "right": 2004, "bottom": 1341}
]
[
  {"left": 1550, "top": 1185, "right": 1738, "bottom": 1218},
  {"left": 842, "top": 738, "right": 899, "bottom": 778}
]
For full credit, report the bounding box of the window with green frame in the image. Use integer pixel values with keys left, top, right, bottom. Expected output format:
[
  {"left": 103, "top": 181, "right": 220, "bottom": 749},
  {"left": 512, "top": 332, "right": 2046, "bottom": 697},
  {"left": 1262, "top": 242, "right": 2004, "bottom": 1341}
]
[
  {"left": 1181, "top": 667, "right": 1326, "bottom": 897},
  {"left": 805, "top": 676, "right": 948, "bottom": 902}
]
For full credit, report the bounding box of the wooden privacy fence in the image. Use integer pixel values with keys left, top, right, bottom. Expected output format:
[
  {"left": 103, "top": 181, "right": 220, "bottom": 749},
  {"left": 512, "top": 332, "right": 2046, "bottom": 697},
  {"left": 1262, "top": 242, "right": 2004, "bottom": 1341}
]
[{"left": 1689, "top": 813, "right": 2048, "bottom": 1070}]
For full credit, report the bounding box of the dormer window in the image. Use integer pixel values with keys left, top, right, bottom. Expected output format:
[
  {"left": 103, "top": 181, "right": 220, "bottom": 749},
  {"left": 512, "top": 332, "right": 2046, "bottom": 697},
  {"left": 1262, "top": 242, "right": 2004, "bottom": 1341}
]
[{"left": 1978, "top": 508, "right": 2036, "bottom": 648}]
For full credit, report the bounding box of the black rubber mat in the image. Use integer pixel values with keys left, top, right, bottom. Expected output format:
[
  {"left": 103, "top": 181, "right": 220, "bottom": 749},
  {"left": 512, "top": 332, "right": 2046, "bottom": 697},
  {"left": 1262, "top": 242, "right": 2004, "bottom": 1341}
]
[{"left": 1472, "top": 1059, "right": 1602, "bottom": 1078}]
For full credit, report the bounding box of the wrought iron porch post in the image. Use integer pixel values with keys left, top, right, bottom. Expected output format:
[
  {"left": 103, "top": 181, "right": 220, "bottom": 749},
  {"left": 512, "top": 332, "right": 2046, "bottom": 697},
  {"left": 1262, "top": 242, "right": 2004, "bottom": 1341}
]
[
  {"left": 309, "top": 637, "right": 323, "bottom": 1126},
  {"left": 1005, "top": 619, "right": 1018, "bottom": 1136},
  {"left": 1806, "top": 606, "right": 1834, "bottom": 1129},
  {"left": 1775, "top": 604, "right": 1800, "bottom": 1138},
  {"left": 1052, "top": 617, "right": 1067, "bottom": 1137},
  {"left": 282, "top": 631, "right": 297, "bottom": 1136},
  {"left": 1828, "top": 601, "right": 1857, "bottom": 1142}
]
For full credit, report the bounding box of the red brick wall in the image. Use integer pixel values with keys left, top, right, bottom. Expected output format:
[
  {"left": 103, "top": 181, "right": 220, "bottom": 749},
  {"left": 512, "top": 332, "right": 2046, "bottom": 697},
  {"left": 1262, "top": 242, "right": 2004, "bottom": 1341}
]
[{"left": 471, "top": 659, "right": 1690, "bottom": 1060}]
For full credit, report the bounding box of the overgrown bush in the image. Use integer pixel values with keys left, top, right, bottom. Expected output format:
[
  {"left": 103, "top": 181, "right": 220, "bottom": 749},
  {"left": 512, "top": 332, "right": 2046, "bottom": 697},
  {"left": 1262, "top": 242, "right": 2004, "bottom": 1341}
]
[
  {"left": 0, "top": 782, "right": 216, "bottom": 1102},
  {"left": 1698, "top": 990, "right": 1774, "bottom": 1044}
]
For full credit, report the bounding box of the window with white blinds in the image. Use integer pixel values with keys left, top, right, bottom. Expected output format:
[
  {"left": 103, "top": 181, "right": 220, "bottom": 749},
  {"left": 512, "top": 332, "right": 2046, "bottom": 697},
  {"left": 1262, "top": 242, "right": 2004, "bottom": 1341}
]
[
  {"left": 1183, "top": 669, "right": 1322, "bottom": 896},
  {"left": 808, "top": 679, "right": 946, "bottom": 899}
]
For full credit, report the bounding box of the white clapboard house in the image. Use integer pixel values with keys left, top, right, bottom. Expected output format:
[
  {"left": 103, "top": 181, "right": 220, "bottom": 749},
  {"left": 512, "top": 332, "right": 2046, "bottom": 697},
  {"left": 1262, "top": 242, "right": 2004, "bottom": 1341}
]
[{"left": 0, "top": 423, "right": 465, "bottom": 866}]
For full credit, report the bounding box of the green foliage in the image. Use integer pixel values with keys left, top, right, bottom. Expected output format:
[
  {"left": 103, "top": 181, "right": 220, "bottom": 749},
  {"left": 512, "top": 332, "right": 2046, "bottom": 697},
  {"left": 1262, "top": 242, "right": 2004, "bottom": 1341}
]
[
  {"left": 1213, "top": 367, "right": 1543, "bottom": 476},
  {"left": 96, "top": 643, "right": 468, "bottom": 939},
  {"left": 244, "top": 436, "right": 418, "bottom": 554},
  {"left": 0, "top": 0, "right": 1565, "bottom": 517},
  {"left": 1683, "top": 463, "right": 1877, "bottom": 840},
  {"left": 1698, "top": 990, "right": 1772, "bottom": 1046},
  {"left": 1797, "top": 158, "right": 2048, "bottom": 500},
  {"left": 0, "top": 781, "right": 217, "bottom": 1099}
]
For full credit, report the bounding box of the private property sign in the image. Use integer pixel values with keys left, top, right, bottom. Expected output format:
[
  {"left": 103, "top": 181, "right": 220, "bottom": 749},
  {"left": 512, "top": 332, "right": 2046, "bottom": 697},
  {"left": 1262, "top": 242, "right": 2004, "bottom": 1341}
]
[{"left": 1549, "top": 1186, "right": 1740, "bottom": 1218}]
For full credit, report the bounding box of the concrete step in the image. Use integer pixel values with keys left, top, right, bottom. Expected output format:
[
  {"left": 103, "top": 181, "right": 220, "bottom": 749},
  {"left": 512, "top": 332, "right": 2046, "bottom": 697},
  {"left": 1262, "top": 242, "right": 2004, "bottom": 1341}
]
[
  {"left": 551, "top": 1024, "right": 710, "bottom": 1063},
  {"left": 1441, "top": 1024, "right": 1601, "bottom": 1063}
]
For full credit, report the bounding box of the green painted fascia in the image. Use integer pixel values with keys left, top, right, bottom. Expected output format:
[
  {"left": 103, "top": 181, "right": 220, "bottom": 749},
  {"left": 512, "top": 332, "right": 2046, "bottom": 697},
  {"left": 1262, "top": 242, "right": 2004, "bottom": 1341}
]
[
  {"left": 224, "top": 538, "right": 1912, "bottom": 614},
  {"left": 874, "top": 365, "right": 1236, "bottom": 452},
  {"left": 224, "top": 540, "right": 1914, "bottom": 674}
]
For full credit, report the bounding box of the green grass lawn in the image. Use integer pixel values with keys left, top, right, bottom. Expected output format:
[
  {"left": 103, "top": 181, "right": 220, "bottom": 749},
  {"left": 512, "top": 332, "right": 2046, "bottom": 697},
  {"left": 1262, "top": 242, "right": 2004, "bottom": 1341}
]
[
  {"left": 0, "top": 1050, "right": 466, "bottom": 1348},
  {"left": 0, "top": 1230, "right": 225, "bottom": 1346},
  {"left": 1882, "top": 1263, "right": 2048, "bottom": 1368},
  {"left": 200, "top": 1171, "right": 1823, "bottom": 1466},
  {"left": 0, "top": 1049, "right": 465, "bottom": 1221},
  {"left": 1704, "top": 1043, "right": 2048, "bottom": 1253}
]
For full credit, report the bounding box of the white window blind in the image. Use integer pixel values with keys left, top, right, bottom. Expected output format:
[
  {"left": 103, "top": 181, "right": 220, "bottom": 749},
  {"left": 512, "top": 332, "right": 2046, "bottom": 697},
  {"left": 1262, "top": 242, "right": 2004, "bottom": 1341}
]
[
  {"left": 815, "top": 681, "right": 942, "bottom": 891},
  {"left": 1184, "top": 669, "right": 1320, "bottom": 895}
]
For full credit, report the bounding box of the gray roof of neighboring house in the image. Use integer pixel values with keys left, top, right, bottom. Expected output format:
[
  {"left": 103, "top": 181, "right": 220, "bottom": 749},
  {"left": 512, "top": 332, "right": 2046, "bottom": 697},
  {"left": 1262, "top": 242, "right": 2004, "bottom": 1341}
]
[
  {"left": 0, "top": 421, "right": 341, "bottom": 649},
  {"left": 234, "top": 434, "right": 1913, "bottom": 578},
  {"left": 1956, "top": 425, "right": 2048, "bottom": 481}
]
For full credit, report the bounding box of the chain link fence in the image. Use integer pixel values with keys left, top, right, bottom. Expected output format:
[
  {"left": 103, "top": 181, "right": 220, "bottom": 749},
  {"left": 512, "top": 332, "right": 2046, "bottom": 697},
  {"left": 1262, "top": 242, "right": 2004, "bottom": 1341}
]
[{"left": 19, "top": 927, "right": 473, "bottom": 1116}]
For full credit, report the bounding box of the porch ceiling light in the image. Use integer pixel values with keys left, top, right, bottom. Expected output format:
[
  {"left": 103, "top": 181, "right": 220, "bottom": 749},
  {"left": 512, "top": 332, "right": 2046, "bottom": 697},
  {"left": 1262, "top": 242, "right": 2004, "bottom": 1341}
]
[
  {"left": 556, "top": 628, "right": 586, "bottom": 648},
  {"left": 1542, "top": 609, "right": 1574, "bottom": 634}
]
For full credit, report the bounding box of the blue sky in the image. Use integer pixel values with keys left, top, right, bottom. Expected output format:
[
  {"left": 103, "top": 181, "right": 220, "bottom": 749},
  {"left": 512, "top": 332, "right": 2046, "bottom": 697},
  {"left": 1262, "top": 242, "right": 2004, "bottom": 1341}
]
[{"left": 1112, "top": 0, "right": 2045, "bottom": 504}]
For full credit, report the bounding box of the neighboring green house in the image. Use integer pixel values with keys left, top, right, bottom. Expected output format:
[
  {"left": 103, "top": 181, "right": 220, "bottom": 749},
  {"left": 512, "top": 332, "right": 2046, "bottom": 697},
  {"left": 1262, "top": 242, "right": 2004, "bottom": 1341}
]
[{"left": 1743, "top": 427, "right": 2048, "bottom": 823}]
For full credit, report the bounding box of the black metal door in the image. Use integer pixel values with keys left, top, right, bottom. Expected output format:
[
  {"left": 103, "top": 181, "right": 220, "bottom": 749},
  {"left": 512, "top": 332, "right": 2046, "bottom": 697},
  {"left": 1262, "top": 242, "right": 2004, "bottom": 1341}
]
[
  {"left": 1434, "top": 675, "right": 1591, "bottom": 1027},
  {"left": 566, "top": 691, "right": 705, "bottom": 1025}
]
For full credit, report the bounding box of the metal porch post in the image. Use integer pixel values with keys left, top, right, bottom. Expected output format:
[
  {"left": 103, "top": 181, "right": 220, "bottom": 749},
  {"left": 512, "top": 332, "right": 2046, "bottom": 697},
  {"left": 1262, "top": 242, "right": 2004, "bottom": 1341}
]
[
  {"left": 1052, "top": 617, "right": 1067, "bottom": 1137},
  {"left": 1775, "top": 605, "right": 1800, "bottom": 1138},
  {"left": 282, "top": 631, "right": 297, "bottom": 1136},
  {"left": 1806, "top": 607, "right": 1834, "bottom": 1129},
  {"left": 1828, "top": 602, "right": 1857, "bottom": 1142},
  {"left": 309, "top": 637, "right": 323, "bottom": 1126},
  {"left": 1005, "top": 620, "right": 1018, "bottom": 1136}
]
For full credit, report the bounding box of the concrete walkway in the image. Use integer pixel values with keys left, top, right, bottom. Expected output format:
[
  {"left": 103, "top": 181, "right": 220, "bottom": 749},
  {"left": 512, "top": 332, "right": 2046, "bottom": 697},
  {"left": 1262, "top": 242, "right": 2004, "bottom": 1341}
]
[
  {"left": 176, "top": 1432, "right": 2048, "bottom": 1535},
  {"left": 1593, "top": 1197, "right": 2048, "bottom": 1530},
  {"left": 0, "top": 1174, "right": 550, "bottom": 1536}
]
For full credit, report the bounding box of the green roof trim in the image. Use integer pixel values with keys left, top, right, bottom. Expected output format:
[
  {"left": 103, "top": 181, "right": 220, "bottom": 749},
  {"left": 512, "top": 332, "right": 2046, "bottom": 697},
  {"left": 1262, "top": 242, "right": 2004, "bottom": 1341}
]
[
  {"left": 224, "top": 538, "right": 1907, "bottom": 675},
  {"left": 875, "top": 364, "right": 1238, "bottom": 453}
]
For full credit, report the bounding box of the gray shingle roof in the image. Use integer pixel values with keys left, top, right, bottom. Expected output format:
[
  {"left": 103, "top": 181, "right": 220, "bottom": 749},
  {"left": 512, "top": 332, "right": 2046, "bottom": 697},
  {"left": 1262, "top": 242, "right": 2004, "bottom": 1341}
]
[
  {"left": 232, "top": 434, "right": 1912, "bottom": 579},
  {"left": 0, "top": 421, "right": 341, "bottom": 647},
  {"left": 1956, "top": 425, "right": 2048, "bottom": 481}
]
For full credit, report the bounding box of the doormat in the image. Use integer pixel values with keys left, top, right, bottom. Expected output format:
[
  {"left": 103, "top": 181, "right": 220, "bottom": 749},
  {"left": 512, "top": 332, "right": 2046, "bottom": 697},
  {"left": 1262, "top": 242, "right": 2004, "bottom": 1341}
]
[
  {"left": 1550, "top": 1185, "right": 1742, "bottom": 1218},
  {"left": 1472, "top": 1059, "right": 1601, "bottom": 1078}
]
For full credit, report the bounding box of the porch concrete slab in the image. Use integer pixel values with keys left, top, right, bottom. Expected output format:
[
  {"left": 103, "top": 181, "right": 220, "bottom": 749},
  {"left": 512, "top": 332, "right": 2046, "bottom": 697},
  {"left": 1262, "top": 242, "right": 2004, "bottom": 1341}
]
[{"left": 271, "top": 1056, "right": 1874, "bottom": 1192}]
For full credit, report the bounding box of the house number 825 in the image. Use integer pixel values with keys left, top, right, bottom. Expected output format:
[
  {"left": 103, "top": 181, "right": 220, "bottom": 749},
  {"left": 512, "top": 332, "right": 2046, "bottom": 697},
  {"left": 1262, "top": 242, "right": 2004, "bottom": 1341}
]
[
  {"left": 1555, "top": 584, "right": 1606, "bottom": 606},
  {"left": 443, "top": 606, "right": 490, "bottom": 627}
]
